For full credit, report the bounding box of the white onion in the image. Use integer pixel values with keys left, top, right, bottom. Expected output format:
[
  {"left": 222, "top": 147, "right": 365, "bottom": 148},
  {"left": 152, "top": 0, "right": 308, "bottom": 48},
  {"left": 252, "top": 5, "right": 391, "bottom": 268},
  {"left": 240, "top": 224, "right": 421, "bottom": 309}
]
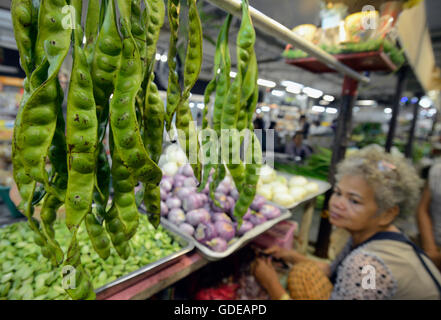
[
  {"left": 162, "top": 162, "right": 178, "bottom": 176},
  {"left": 289, "top": 176, "right": 308, "bottom": 188}
]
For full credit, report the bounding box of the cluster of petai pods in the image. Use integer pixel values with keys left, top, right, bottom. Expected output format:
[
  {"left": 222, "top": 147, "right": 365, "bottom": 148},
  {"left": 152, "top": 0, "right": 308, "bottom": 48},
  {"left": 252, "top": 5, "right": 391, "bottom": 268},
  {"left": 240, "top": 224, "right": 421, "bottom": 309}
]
[
  {"left": 201, "top": 0, "right": 262, "bottom": 225},
  {"left": 11, "top": 0, "right": 261, "bottom": 299}
]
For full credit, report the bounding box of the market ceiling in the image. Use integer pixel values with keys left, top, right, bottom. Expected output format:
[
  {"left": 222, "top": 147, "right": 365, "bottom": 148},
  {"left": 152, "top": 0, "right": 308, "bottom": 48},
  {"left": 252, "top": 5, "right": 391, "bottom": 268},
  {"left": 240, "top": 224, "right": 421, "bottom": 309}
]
[{"left": 0, "top": 0, "right": 440, "bottom": 102}]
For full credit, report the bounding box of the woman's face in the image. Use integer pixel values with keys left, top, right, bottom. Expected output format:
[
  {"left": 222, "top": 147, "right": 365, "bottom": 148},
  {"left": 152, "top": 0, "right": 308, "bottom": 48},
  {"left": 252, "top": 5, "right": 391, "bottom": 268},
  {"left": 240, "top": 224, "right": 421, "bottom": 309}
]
[{"left": 329, "top": 175, "right": 380, "bottom": 232}]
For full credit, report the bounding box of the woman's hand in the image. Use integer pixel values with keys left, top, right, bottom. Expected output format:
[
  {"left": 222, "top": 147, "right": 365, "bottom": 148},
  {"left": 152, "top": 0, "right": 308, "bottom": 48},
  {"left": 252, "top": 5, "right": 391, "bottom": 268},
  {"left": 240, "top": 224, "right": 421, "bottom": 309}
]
[
  {"left": 252, "top": 257, "right": 288, "bottom": 299},
  {"left": 263, "top": 246, "right": 296, "bottom": 264}
]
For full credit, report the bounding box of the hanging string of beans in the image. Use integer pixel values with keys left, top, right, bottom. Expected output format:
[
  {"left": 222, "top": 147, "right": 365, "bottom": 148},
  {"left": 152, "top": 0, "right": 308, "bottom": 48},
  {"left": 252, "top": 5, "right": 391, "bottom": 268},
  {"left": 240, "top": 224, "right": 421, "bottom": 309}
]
[{"left": 10, "top": 0, "right": 261, "bottom": 299}]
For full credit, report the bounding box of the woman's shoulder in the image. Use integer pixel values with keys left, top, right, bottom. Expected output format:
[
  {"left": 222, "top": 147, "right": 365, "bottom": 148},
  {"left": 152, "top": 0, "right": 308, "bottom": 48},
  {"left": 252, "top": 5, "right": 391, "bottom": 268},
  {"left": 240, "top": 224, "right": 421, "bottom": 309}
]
[{"left": 331, "top": 246, "right": 397, "bottom": 300}]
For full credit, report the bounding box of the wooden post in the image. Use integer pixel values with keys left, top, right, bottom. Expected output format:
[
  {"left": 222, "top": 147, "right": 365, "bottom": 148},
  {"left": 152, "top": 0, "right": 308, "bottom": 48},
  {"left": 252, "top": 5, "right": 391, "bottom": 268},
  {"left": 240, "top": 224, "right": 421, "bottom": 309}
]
[
  {"left": 314, "top": 75, "right": 358, "bottom": 258},
  {"left": 295, "top": 198, "right": 316, "bottom": 254},
  {"left": 385, "top": 66, "right": 408, "bottom": 152}
]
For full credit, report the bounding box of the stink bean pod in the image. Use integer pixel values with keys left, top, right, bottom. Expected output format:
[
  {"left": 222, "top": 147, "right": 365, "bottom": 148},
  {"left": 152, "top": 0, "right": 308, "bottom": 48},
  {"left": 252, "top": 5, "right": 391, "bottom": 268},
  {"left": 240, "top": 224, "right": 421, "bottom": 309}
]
[
  {"left": 175, "top": 0, "right": 204, "bottom": 182},
  {"left": 91, "top": 0, "right": 122, "bottom": 139},
  {"left": 233, "top": 132, "right": 262, "bottom": 224},
  {"left": 85, "top": 211, "right": 111, "bottom": 260},
  {"left": 143, "top": 72, "right": 165, "bottom": 227},
  {"left": 110, "top": 148, "right": 139, "bottom": 239},
  {"left": 144, "top": 0, "right": 165, "bottom": 77},
  {"left": 84, "top": 0, "right": 101, "bottom": 65},
  {"left": 17, "top": 0, "right": 71, "bottom": 201},
  {"left": 109, "top": 1, "right": 162, "bottom": 186},
  {"left": 165, "top": 0, "right": 181, "bottom": 132},
  {"left": 65, "top": 26, "right": 98, "bottom": 231},
  {"left": 64, "top": 228, "right": 96, "bottom": 300}
]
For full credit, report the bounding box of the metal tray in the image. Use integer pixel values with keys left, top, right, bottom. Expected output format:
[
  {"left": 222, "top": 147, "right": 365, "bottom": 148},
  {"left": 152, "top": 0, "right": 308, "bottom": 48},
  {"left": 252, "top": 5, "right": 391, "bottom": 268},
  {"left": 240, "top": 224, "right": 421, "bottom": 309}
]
[
  {"left": 275, "top": 173, "right": 331, "bottom": 210},
  {"left": 160, "top": 204, "right": 292, "bottom": 262},
  {"left": 95, "top": 224, "right": 194, "bottom": 299}
]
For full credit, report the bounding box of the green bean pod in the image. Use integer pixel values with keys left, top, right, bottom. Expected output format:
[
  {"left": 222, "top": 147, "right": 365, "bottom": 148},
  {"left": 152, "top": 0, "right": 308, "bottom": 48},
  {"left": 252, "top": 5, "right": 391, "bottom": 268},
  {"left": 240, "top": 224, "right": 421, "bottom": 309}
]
[
  {"left": 63, "top": 227, "right": 96, "bottom": 300},
  {"left": 209, "top": 162, "right": 226, "bottom": 207},
  {"left": 93, "top": 142, "right": 111, "bottom": 219},
  {"left": 109, "top": 1, "right": 162, "bottom": 186},
  {"left": 233, "top": 131, "right": 262, "bottom": 224},
  {"left": 85, "top": 211, "right": 111, "bottom": 260},
  {"left": 175, "top": 0, "right": 204, "bottom": 182},
  {"left": 176, "top": 99, "right": 202, "bottom": 182},
  {"left": 144, "top": 73, "right": 165, "bottom": 164},
  {"left": 65, "top": 25, "right": 98, "bottom": 231},
  {"left": 221, "top": 0, "right": 255, "bottom": 196},
  {"left": 143, "top": 73, "right": 165, "bottom": 227},
  {"left": 84, "top": 0, "right": 100, "bottom": 65},
  {"left": 182, "top": 0, "right": 203, "bottom": 99},
  {"left": 91, "top": 0, "right": 122, "bottom": 140},
  {"left": 10, "top": 0, "right": 37, "bottom": 78},
  {"left": 209, "top": 14, "right": 232, "bottom": 199},
  {"left": 237, "top": 52, "right": 257, "bottom": 134},
  {"left": 104, "top": 203, "right": 132, "bottom": 259},
  {"left": 199, "top": 16, "right": 230, "bottom": 193},
  {"left": 39, "top": 176, "right": 66, "bottom": 266},
  {"left": 110, "top": 149, "right": 139, "bottom": 240},
  {"left": 17, "top": 0, "right": 71, "bottom": 201},
  {"left": 131, "top": 0, "right": 147, "bottom": 76},
  {"left": 165, "top": 0, "right": 181, "bottom": 132},
  {"left": 144, "top": 0, "right": 165, "bottom": 76}
]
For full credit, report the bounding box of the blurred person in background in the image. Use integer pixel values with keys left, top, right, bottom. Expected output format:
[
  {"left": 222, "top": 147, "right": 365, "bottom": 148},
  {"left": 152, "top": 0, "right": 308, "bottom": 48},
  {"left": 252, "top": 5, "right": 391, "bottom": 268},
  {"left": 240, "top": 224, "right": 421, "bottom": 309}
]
[
  {"left": 253, "top": 145, "right": 441, "bottom": 300},
  {"left": 284, "top": 131, "right": 312, "bottom": 163},
  {"left": 417, "top": 159, "right": 441, "bottom": 271},
  {"left": 299, "top": 115, "right": 310, "bottom": 139}
]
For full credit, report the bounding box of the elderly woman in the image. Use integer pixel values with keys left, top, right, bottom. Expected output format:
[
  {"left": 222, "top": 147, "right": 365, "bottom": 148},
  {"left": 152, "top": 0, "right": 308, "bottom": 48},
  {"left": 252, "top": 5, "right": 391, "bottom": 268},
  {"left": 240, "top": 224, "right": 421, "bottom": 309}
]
[{"left": 253, "top": 145, "right": 441, "bottom": 300}]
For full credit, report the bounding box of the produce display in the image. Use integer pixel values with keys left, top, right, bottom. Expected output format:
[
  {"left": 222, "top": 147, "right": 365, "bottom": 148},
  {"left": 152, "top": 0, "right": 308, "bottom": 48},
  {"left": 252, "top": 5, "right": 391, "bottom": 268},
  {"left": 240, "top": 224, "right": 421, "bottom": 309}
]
[
  {"left": 0, "top": 214, "right": 182, "bottom": 300},
  {"left": 10, "top": 0, "right": 261, "bottom": 299},
  {"left": 256, "top": 165, "right": 320, "bottom": 208},
  {"left": 157, "top": 146, "right": 282, "bottom": 253}
]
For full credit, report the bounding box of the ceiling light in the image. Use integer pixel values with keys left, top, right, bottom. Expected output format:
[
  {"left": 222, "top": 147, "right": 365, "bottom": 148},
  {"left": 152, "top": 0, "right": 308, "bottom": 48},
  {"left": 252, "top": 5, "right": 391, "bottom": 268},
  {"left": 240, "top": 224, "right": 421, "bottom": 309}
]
[
  {"left": 302, "top": 87, "right": 323, "bottom": 99},
  {"left": 160, "top": 54, "right": 168, "bottom": 62},
  {"left": 323, "top": 95, "right": 335, "bottom": 102},
  {"left": 384, "top": 108, "right": 392, "bottom": 114},
  {"left": 229, "top": 71, "right": 237, "bottom": 78},
  {"left": 280, "top": 80, "right": 303, "bottom": 89},
  {"left": 319, "top": 100, "right": 330, "bottom": 105},
  {"left": 256, "top": 108, "right": 262, "bottom": 114},
  {"left": 326, "top": 107, "right": 338, "bottom": 114},
  {"left": 257, "top": 79, "right": 276, "bottom": 88},
  {"left": 419, "top": 96, "right": 432, "bottom": 109},
  {"left": 312, "top": 106, "right": 325, "bottom": 113},
  {"left": 261, "top": 106, "right": 270, "bottom": 112},
  {"left": 189, "top": 102, "right": 195, "bottom": 108},
  {"left": 285, "top": 86, "right": 301, "bottom": 94},
  {"left": 271, "top": 90, "right": 284, "bottom": 97},
  {"left": 197, "top": 103, "right": 205, "bottom": 109},
  {"left": 356, "top": 100, "right": 376, "bottom": 106},
  {"left": 155, "top": 53, "right": 161, "bottom": 60}
]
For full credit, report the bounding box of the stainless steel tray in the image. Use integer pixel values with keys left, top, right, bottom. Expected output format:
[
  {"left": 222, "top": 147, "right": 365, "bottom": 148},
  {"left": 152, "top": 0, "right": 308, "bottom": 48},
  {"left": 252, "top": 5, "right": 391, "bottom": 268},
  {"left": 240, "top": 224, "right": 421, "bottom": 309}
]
[
  {"left": 95, "top": 223, "right": 194, "bottom": 299},
  {"left": 160, "top": 204, "right": 292, "bottom": 262}
]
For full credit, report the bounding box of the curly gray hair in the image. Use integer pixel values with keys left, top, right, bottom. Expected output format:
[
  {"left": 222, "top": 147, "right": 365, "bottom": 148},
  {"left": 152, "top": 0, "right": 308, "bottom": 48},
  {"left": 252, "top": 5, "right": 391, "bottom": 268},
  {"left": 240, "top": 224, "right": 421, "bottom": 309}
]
[{"left": 335, "top": 145, "right": 423, "bottom": 218}]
